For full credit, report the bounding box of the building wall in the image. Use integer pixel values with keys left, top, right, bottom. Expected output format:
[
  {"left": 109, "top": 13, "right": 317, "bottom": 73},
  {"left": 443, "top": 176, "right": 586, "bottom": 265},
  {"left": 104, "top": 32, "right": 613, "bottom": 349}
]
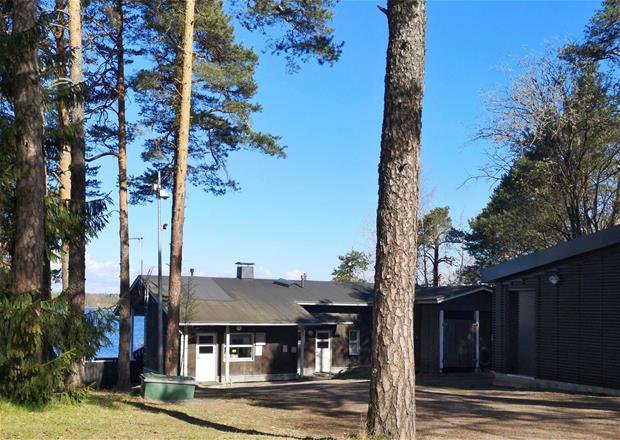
[
  {"left": 300, "top": 305, "right": 373, "bottom": 374},
  {"left": 144, "top": 294, "right": 167, "bottom": 372},
  {"left": 415, "top": 290, "right": 492, "bottom": 374},
  {"left": 185, "top": 325, "right": 298, "bottom": 381},
  {"left": 493, "top": 243, "right": 620, "bottom": 389}
]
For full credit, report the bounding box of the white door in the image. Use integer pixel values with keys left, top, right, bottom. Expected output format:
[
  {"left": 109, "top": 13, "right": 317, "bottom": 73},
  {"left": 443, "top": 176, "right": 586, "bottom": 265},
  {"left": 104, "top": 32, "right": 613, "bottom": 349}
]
[
  {"left": 315, "top": 330, "right": 331, "bottom": 373},
  {"left": 195, "top": 333, "right": 218, "bottom": 382}
]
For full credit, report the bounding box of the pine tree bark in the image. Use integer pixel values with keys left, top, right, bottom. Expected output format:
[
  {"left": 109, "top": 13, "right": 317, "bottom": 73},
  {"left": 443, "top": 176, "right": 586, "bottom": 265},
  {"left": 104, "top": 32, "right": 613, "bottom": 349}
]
[
  {"left": 432, "top": 243, "right": 439, "bottom": 287},
  {"left": 66, "top": 0, "right": 86, "bottom": 389},
  {"left": 613, "top": 179, "right": 620, "bottom": 225},
  {"left": 11, "top": 0, "right": 46, "bottom": 296},
  {"left": 53, "top": 0, "right": 72, "bottom": 291},
  {"left": 367, "top": 1, "right": 426, "bottom": 438},
  {"left": 116, "top": 0, "right": 132, "bottom": 390},
  {"left": 165, "top": 0, "right": 196, "bottom": 376}
]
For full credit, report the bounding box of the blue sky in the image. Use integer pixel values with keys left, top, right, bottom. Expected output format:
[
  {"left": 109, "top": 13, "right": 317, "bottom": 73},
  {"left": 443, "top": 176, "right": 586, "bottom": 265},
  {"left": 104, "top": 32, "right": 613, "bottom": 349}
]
[{"left": 73, "top": 0, "right": 601, "bottom": 292}]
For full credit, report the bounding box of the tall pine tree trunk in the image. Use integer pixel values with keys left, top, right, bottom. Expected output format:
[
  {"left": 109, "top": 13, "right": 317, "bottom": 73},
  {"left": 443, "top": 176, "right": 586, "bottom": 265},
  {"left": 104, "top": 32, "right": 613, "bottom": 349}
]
[
  {"left": 66, "top": 0, "right": 86, "bottom": 389},
  {"left": 54, "top": 0, "right": 72, "bottom": 291},
  {"left": 165, "top": 0, "right": 196, "bottom": 376},
  {"left": 613, "top": 179, "right": 620, "bottom": 225},
  {"left": 116, "top": 0, "right": 132, "bottom": 390},
  {"left": 432, "top": 243, "right": 439, "bottom": 287},
  {"left": 11, "top": 0, "right": 45, "bottom": 296},
  {"left": 367, "top": 1, "right": 426, "bottom": 438}
]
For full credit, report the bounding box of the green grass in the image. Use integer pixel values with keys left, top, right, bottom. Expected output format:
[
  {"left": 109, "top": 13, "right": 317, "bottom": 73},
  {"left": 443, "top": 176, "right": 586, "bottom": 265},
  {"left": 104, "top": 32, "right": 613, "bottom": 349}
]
[{"left": 0, "top": 391, "right": 310, "bottom": 439}]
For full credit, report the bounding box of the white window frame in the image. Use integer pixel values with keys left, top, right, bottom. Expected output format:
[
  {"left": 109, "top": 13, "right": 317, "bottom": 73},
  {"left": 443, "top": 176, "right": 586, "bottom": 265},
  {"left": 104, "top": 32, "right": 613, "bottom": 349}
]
[
  {"left": 228, "top": 333, "right": 254, "bottom": 362},
  {"left": 348, "top": 329, "right": 360, "bottom": 356}
]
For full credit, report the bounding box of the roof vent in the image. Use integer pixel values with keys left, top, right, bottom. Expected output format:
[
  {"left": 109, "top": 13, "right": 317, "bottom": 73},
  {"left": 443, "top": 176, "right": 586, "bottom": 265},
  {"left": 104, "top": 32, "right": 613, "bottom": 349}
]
[{"left": 236, "top": 262, "right": 254, "bottom": 279}]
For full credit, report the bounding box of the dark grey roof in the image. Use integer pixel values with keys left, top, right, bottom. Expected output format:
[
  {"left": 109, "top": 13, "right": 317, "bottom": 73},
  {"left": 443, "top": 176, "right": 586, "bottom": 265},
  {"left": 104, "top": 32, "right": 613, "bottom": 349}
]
[
  {"left": 135, "top": 276, "right": 373, "bottom": 325},
  {"left": 132, "top": 275, "right": 491, "bottom": 323},
  {"left": 415, "top": 285, "right": 492, "bottom": 304},
  {"left": 481, "top": 225, "right": 620, "bottom": 282}
]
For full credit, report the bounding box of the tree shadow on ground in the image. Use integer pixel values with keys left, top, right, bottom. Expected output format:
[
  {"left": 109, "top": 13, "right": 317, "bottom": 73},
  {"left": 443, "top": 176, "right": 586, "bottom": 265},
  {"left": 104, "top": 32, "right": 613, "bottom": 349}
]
[
  {"left": 124, "top": 400, "right": 336, "bottom": 440},
  {"left": 196, "top": 381, "right": 368, "bottom": 417},
  {"left": 196, "top": 374, "right": 619, "bottom": 439}
]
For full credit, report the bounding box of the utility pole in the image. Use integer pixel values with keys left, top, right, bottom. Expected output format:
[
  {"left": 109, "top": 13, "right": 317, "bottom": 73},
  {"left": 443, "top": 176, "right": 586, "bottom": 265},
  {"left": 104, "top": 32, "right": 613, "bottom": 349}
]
[{"left": 154, "top": 171, "right": 169, "bottom": 373}]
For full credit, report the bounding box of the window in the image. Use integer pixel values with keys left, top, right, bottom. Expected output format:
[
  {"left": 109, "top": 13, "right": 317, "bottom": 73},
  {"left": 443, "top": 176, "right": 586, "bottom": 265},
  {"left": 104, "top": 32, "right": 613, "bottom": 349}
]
[
  {"left": 198, "top": 335, "right": 214, "bottom": 345},
  {"left": 229, "top": 333, "right": 253, "bottom": 361},
  {"left": 348, "top": 329, "right": 360, "bottom": 356}
]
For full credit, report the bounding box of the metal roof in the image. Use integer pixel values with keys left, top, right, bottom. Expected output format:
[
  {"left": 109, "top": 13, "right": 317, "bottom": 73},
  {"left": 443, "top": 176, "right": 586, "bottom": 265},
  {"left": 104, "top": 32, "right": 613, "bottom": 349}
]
[
  {"left": 481, "top": 225, "right": 620, "bottom": 282},
  {"left": 132, "top": 275, "right": 489, "bottom": 323},
  {"left": 134, "top": 276, "right": 373, "bottom": 325},
  {"left": 414, "top": 285, "right": 492, "bottom": 304}
]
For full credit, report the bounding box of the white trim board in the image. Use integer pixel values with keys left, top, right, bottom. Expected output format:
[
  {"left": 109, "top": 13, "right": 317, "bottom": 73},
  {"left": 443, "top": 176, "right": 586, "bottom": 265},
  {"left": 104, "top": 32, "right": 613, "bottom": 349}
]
[
  {"left": 180, "top": 321, "right": 354, "bottom": 326},
  {"left": 416, "top": 286, "right": 493, "bottom": 304},
  {"left": 296, "top": 302, "right": 371, "bottom": 307}
]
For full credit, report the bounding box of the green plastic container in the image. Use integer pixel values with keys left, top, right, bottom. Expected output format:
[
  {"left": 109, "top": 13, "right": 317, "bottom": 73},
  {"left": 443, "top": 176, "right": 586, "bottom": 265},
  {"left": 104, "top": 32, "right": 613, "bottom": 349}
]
[{"left": 141, "top": 373, "right": 197, "bottom": 401}]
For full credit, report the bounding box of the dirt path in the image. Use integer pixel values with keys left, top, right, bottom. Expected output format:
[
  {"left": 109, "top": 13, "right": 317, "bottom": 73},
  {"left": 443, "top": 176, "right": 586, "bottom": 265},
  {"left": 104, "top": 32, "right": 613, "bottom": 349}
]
[{"left": 195, "top": 375, "right": 620, "bottom": 439}]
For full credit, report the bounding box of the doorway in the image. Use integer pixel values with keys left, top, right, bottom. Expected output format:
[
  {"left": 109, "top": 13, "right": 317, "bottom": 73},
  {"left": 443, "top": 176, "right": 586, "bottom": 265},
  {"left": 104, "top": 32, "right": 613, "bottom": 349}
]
[
  {"left": 517, "top": 291, "right": 536, "bottom": 377},
  {"left": 315, "top": 330, "right": 331, "bottom": 373},
  {"left": 195, "top": 333, "right": 218, "bottom": 382}
]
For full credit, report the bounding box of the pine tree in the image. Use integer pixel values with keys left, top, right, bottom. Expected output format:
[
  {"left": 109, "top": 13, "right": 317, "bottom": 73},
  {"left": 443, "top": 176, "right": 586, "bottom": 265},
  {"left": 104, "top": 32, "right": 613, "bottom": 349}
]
[
  {"left": 9, "top": 0, "right": 46, "bottom": 295},
  {"left": 367, "top": 1, "right": 426, "bottom": 438},
  {"left": 66, "top": 0, "right": 87, "bottom": 389},
  {"left": 331, "top": 250, "right": 371, "bottom": 284},
  {"left": 165, "top": 0, "right": 196, "bottom": 376},
  {"left": 132, "top": 0, "right": 342, "bottom": 375}
]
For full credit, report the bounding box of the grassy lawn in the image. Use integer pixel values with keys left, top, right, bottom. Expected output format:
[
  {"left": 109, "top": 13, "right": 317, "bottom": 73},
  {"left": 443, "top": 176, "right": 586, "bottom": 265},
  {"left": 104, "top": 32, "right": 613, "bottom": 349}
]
[{"left": 0, "top": 391, "right": 327, "bottom": 440}]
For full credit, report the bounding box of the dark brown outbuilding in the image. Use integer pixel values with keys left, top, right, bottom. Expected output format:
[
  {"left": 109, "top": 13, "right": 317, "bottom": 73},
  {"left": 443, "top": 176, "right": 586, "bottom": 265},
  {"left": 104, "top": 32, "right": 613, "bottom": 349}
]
[{"left": 481, "top": 225, "right": 620, "bottom": 392}]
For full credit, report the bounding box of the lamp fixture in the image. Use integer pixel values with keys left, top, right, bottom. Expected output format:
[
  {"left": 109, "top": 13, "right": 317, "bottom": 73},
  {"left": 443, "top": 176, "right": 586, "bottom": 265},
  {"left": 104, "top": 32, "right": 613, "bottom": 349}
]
[{"left": 548, "top": 273, "right": 559, "bottom": 285}]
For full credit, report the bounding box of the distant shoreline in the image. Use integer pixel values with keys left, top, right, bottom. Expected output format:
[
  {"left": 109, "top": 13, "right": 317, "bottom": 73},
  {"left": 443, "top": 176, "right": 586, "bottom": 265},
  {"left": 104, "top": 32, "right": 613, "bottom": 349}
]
[{"left": 52, "top": 292, "right": 118, "bottom": 309}]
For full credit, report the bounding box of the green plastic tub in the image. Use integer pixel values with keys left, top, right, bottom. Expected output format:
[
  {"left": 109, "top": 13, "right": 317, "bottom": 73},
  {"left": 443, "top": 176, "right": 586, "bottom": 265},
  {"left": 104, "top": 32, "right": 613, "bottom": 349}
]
[{"left": 140, "top": 373, "right": 197, "bottom": 401}]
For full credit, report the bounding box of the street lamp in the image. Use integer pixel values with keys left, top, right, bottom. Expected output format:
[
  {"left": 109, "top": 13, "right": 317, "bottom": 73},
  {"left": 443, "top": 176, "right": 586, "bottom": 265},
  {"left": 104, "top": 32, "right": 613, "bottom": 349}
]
[
  {"left": 153, "top": 171, "right": 170, "bottom": 373},
  {"left": 129, "top": 237, "right": 144, "bottom": 278}
]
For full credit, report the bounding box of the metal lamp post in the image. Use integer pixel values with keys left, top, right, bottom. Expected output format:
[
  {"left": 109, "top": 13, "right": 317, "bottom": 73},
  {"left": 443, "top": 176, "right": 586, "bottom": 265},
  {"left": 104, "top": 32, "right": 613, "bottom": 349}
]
[
  {"left": 129, "top": 236, "right": 144, "bottom": 278},
  {"left": 153, "top": 171, "right": 170, "bottom": 373}
]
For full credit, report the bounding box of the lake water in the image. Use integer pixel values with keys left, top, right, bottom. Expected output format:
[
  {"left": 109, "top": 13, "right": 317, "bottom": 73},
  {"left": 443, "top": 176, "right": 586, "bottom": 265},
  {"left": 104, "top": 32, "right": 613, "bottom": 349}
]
[{"left": 87, "top": 308, "right": 145, "bottom": 359}]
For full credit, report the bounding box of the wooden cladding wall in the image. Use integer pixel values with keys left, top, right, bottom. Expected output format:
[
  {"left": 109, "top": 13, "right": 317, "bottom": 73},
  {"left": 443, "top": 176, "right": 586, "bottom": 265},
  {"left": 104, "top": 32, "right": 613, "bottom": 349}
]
[
  {"left": 416, "top": 291, "right": 493, "bottom": 374},
  {"left": 186, "top": 326, "right": 298, "bottom": 379},
  {"left": 493, "top": 243, "right": 620, "bottom": 389}
]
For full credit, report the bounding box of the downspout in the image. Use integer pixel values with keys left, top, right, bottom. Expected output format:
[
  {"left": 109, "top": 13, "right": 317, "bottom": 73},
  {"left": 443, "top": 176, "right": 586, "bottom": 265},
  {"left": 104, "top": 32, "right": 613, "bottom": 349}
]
[
  {"left": 474, "top": 310, "right": 480, "bottom": 371},
  {"left": 225, "top": 326, "right": 230, "bottom": 384},
  {"left": 299, "top": 326, "right": 305, "bottom": 378},
  {"left": 439, "top": 309, "right": 444, "bottom": 373}
]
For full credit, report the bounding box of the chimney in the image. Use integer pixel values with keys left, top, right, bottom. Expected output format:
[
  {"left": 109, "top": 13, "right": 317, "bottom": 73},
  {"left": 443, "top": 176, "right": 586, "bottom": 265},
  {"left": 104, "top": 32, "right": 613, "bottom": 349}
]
[
  {"left": 236, "top": 262, "right": 255, "bottom": 279},
  {"left": 300, "top": 273, "right": 307, "bottom": 288}
]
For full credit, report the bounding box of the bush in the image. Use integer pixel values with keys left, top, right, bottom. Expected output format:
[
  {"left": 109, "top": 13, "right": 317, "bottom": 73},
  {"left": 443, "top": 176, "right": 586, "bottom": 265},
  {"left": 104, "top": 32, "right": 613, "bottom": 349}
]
[{"left": 0, "top": 291, "right": 115, "bottom": 405}]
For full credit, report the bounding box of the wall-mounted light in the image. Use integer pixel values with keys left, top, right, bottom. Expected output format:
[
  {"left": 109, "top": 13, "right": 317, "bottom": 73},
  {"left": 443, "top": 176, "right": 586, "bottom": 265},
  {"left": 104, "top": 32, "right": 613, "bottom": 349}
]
[{"left": 548, "top": 273, "right": 560, "bottom": 285}]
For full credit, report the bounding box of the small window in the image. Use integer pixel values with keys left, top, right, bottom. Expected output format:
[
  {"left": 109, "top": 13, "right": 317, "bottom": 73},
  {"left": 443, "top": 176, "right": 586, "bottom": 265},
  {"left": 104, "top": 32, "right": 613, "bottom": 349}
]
[
  {"left": 317, "top": 332, "right": 329, "bottom": 340},
  {"left": 349, "top": 329, "right": 360, "bottom": 356},
  {"left": 230, "top": 334, "right": 252, "bottom": 345},
  {"left": 199, "top": 346, "right": 213, "bottom": 354},
  {"left": 229, "top": 333, "right": 253, "bottom": 361},
  {"left": 198, "top": 335, "right": 214, "bottom": 344}
]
